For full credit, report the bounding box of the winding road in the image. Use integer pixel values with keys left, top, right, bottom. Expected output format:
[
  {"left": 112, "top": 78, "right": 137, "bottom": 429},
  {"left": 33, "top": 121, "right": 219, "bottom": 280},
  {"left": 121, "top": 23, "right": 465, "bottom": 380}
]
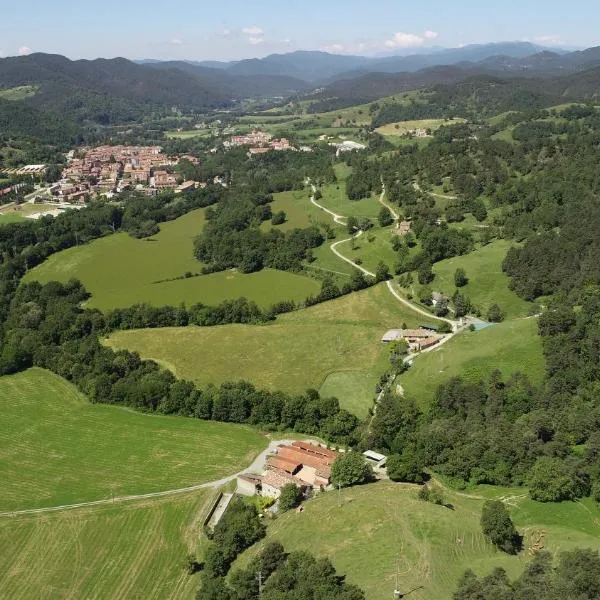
[{"left": 0, "top": 439, "right": 295, "bottom": 518}]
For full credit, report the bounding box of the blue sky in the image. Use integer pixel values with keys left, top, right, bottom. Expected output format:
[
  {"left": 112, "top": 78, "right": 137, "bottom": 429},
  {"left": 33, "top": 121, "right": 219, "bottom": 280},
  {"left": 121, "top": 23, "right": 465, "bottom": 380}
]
[{"left": 1, "top": 0, "right": 597, "bottom": 61}]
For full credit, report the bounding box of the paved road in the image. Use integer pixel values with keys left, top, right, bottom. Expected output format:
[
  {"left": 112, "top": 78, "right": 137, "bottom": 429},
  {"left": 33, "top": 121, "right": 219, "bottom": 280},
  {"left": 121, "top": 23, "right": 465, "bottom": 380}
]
[{"left": 0, "top": 439, "right": 294, "bottom": 518}]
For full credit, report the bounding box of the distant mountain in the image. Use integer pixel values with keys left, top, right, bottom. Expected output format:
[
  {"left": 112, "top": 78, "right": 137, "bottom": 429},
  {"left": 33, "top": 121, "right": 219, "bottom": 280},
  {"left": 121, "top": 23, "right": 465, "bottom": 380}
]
[{"left": 180, "top": 43, "right": 566, "bottom": 83}]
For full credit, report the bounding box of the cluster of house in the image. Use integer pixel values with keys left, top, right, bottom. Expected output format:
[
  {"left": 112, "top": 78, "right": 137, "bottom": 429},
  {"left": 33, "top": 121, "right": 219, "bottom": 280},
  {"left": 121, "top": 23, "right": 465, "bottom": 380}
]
[
  {"left": 237, "top": 441, "right": 339, "bottom": 499},
  {"left": 223, "top": 130, "right": 312, "bottom": 155},
  {"left": 237, "top": 442, "right": 388, "bottom": 500},
  {"left": 54, "top": 145, "right": 202, "bottom": 201},
  {"left": 381, "top": 326, "right": 442, "bottom": 352}
]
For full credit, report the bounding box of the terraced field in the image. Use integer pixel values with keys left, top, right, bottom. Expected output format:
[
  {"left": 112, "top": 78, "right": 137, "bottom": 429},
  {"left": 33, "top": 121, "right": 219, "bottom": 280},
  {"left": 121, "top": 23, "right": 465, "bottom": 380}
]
[{"left": 0, "top": 369, "right": 266, "bottom": 510}]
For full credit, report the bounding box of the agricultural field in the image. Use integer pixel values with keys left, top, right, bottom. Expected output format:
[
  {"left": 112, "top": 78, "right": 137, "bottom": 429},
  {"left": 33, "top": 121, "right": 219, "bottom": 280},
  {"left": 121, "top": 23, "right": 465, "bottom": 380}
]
[
  {"left": 24, "top": 208, "right": 320, "bottom": 310},
  {"left": 430, "top": 240, "right": 534, "bottom": 319},
  {"left": 106, "top": 284, "right": 423, "bottom": 418},
  {"left": 375, "top": 118, "right": 465, "bottom": 137},
  {"left": 399, "top": 318, "right": 545, "bottom": 409},
  {"left": 0, "top": 368, "right": 266, "bottom": 510},
  {"left": 234, "top": 480, "right": 600, "bottom": 600},
  {"left": 0, "top": 490, "right": 210, "bottom": 599}
]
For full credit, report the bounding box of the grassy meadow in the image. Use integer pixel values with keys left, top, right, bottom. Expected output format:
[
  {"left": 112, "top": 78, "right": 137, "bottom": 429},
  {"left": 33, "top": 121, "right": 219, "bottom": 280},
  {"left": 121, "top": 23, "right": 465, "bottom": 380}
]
[
  {"left": 0, "top": 491, "right": 210, "bottom": 599},
  {"left": 106, "top": 284, "right": 422, "bottom": 418},
  {"left": 0, "top": 85, "right": 39, "bottom": 101},
  {"left": 400, "top": 318, "right": 545, "bottom": 408},
  {"left": 0, "top": 368, "right": 266, "bottom": 510},
  {"left": 431, "top": 240, "right": 533, "bottom": 319},
  {"left": 375, "top": 118, "right": 465, "bottom": 137},
  {"left": 318, "top": 183, "right": 382, "bottom": 219},
  {"left": 23, "top": 208, "right": 320, "bottom": 310},
  {"left": 234, "top": 480, "right": 600, "bottom": 600}
]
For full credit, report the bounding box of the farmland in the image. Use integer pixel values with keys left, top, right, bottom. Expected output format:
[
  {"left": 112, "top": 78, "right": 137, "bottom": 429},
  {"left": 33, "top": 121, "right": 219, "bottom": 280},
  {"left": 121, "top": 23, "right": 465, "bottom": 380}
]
[
  {"left": 430, "top": 240, "right": 534, "bottom": 319},
  {"left": 0, "top": 491, "right": 210, "bottom": 599},
  {"left": 399, "top": 317, "right": 545, "bottom": 408},
  {"left": 106, "top": 284, "right": 423, "bottom": 418},
  {"left": 23, "top": 208, "right": 320, "bottom": 310},
  {"left": 0, "top": 368, "right": 266, "bottom": 510},
  {"left": 234, "top": 480, "right": 600, "bottom": 600}
]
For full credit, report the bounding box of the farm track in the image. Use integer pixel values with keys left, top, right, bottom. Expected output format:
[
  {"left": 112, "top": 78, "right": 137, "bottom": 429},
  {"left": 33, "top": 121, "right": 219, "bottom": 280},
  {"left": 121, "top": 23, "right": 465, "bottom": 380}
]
[{"left": 0, "top": 439, "right": 294, "bottom": 518}]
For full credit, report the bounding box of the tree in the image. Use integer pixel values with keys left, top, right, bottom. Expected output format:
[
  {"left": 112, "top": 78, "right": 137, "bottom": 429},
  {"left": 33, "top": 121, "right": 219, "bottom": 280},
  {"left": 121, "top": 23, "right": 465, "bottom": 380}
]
[
  {"left": 271, "top": 211, "right": 286, "bottom": 225},
  {"left": 387, "top": 451, "right": 426, "bottom": 483},
  {"left": 480, "top": 500, "right": 521, "bottom": 554},
  {"left": 418, "top": 261, "right": 434, "bottom": 285},
  {"left": 330, "top": 452, "right": 374, "bottom": 488},
  {"left": 418, "top": 285, "right": 433, "bottom": 305},
  {"left": 487, "top": 303, "right": 504, "bottom": 323},
  {"left": 378, "top": 206, "right": 393, "bottom": 227},
  {"left": 454, "top": 268, "right": 468, "bottom": 287},
  {"left": 437, "top": 321, "right": 452, "bottom": 334},
  {"left": 375, "top": 261, "right": 391, "bottom": 282},
  {"left": 347, "top": 215, "right": 359, "bottom": 234},
  {"left": 454, "top": 293, "right": 470, "bottom": 318},
  {"left": 278, "top": 483, "right": 302, "bottom": 512},
  {"left": 528, "top": 457, "right": 590, "bottom": 502},
  {"left": 434, "top": 298, "right": 449, "bottom": 317}
]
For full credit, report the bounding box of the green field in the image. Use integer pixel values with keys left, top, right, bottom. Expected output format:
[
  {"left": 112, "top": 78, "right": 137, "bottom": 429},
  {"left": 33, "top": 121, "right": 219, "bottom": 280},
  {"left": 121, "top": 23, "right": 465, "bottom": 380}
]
[
  {"left": 375, "top": 118, "right": 465, "bottom": 137},
  {"left": 0, "top": 491, "right": 210, "bottom": 599},
  {"left": 0, "top": 368, "right": 266, "bottom": 510},
  {"left": 106, "top": 284, "right": 423, "bottom": 418},
  {"left": 24, "top": 208, "right": 320, "bottom": 310},
  {"left": 234, "top": 480, "right": 600, "bottom": 600},
  {"left": 318, "top": 184, "right": 382, "bottom": 219},
  {"left": 166, "top": 129, "right": 213, "bottom": 139},
  {"left": 0, "top": 85, "right": 39, "bottom": 101},
  {"left": 261, "top": 189, "right": 319, "bottom": 231},
  {"left": 344, "top": 227, "right": 399, "bottom": 274},
  {"left": 400, "top": 318, "right": 545, "bottom": 408},
  {"left": 430, "top": 240, "right": 533, "bottom": 319}
]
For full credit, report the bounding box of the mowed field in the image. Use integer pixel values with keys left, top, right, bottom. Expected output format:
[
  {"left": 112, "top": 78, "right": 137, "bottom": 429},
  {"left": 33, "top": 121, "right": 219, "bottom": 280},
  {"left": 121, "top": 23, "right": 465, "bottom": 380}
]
[
  {"left": 23, "top": 208, "right": 320, "bottom": 310},
  {"left": 234, "top": 480, "right": 600, "bottom": 600},
  {"left": 0, "top": 368, "right": 266, "bottom": 510},
  {"left": 400, "top": 318, "right": 545, "bottom": 408},
  {"left": 106, "top": 284, "right": 423, "bottom": 418},
  {"left": 0, "top": 491, "right": 210, "bottom": 600},
  {"left": 431, "top": 240, "right": 533, "bottom": 319}
]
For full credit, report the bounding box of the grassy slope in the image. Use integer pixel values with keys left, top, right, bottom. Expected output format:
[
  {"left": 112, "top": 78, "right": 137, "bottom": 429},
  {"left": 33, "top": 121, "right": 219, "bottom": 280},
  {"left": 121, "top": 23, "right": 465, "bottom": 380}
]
[
  {"left": 106, "top": 284, "right": 422, "bottom": 418},
  {"left": 400, "top": 318, "right": 545, "bottom": 409},
  {"left": 318, "top": 184, "right": 382, "bottom": 219},
  {"left": 431, "top": 240, "right": 533, "bottom": 319},
  {"left": 375, "top": 118, "right": 465, "bottom": 136},
  {"left": 0, "top": 491, "right": 210, "bottom": 600},
  {"left": 23, "top": 208, "right": 319, "bottom": 310},
  {"left": 0, "top": 85, "right": 39, "bottom": 100},
  {"left": 234, "top": 481, "right": 600, "bottom": 600},
  {"left": 0, "top": 368, "right": 266, "bottom": 510}
]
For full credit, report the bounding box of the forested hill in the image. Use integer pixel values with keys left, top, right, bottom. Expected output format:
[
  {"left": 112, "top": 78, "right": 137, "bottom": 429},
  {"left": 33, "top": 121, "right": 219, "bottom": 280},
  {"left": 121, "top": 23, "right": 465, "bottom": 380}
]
[{"left": 0, "top": 53, "right": 307, "bottom": 125}]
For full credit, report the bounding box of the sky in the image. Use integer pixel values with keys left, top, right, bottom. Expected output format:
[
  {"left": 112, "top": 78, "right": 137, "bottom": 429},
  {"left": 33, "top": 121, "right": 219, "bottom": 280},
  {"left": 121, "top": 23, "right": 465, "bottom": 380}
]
[{"left": 1, "top": 0, "right": 597, "bottom": 61}]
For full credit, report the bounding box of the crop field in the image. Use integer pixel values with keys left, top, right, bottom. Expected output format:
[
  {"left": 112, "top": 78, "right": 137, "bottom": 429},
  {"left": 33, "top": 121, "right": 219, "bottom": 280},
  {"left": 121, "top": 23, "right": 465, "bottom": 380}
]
[
  {"left": 234, "top": 480, "right": 600, "bottom": 600},
  {"left": 375, "top": 118, "right": 465, "bottom": 137},
  {"left": 106, "top": 284, "right": 423, "bottom": 417},
  {"left": 430, "top": 240, "right": 533, "bottom": 319},
  {"left": 400, "top": 317, "right": 545, "bottom": 408},
  {"left": 0, "top": 490, "right": 210, "bottom": 599},
  {"left": 0, "top": 368, "right": 266, "bottom": 510},
  {"left": 24, "top": 208, "right": 320, "bottom": 310}
]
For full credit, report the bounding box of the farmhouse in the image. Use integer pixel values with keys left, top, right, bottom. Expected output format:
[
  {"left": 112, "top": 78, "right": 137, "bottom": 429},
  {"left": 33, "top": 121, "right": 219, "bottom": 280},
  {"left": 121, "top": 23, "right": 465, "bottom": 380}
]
[
  {"left": 381, "top": 328, "right": 443, "bottom": 351},
  {"left": 397, "top": 220, "right": 412, "bottom": 235},
  {"left": 236, "top": 441, "right": 340, "bottom": 499}
]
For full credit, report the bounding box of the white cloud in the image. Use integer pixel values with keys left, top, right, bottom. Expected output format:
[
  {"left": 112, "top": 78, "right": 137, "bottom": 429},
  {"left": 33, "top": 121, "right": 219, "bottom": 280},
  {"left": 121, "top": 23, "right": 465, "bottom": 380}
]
[
  {"left": 248, "top": 36, "right": 264, "bottom": 45},
  {"left": 385, "top": 32, "right": 426, "bottom": 48},
  {"left": 222, "top": 29, "right": 232, "bottom": 36},
  {"left": 281, "top": 38, "right": 292, "bottom": 44},
  {"left": 323, "top": 44, "right": 345, "bottom": 54},
  {"left": 535, "top": 34, "right": 566, "bottom": 45},
  {"left": 18, "top": 46, "right": 32, "bottom": 56},
  {"left": 385, "top": 30, "right": 440, "bottom": 49},
  {"left": 242, "top": 26, "right": 263, "bottom": 35},
  {"left": 170, "top": 38, "right": 183, "bottom": 45}
]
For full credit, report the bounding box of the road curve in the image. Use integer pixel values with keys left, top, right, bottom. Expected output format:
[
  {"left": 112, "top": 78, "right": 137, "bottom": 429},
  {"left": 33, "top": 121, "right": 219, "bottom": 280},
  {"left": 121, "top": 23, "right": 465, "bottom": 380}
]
[
  {"left": 310, "top": 184, "right": 346, "bottom": 225},
  {"left": 330, "top": 231, "right": 376, "bottom": 278},
  {"left": 0, "top": 439, "right": 295, "bottom": 518}
]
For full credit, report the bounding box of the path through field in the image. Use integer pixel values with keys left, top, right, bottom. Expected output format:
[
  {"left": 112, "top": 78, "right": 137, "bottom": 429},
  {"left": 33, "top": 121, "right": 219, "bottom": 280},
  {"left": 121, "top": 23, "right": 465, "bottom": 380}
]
[{"left": 0, "top": 439, "right": 294, "bottom": 518}]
